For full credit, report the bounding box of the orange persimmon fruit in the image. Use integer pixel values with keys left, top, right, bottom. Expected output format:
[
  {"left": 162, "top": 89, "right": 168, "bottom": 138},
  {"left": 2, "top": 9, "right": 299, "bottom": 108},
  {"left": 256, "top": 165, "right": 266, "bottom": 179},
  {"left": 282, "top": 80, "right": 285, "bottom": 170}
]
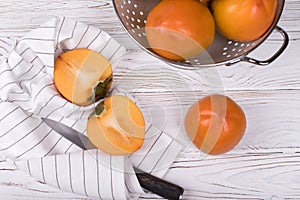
[
  {"left": 54, "top": 49, "right": 112, "bottom": 106},
  {"left": 212, "top": 0, "right": 277, "bottom": 41},
  {"left": 87, "top": 95, "right": 145, "bottom": 155},
  {"left": 199, "top": 0, "right": 211, "bottom": 7},
  {"left": 184, "top": 95, "right": 246, "bottom": 155},
  {"left": 145, "top": 0, "right": 215, "bottom": 61}
]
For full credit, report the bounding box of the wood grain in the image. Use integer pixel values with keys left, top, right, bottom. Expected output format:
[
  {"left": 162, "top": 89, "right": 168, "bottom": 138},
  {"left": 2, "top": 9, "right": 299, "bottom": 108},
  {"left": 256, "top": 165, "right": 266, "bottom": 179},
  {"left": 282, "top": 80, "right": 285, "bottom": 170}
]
[
  {"left": 1, "top": 0, "right": 300, "bottom": 199},
  {"left": 163, "top": 152, "right": 300, "bottom": 200}
]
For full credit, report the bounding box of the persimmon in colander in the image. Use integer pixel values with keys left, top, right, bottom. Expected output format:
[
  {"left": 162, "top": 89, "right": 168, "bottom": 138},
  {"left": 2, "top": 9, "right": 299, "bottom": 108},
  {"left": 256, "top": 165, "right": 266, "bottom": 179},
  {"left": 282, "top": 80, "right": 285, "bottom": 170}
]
[
  {"left": 54, "top": 49, "right": 112, "bottom": 106},
  {"left": 87, "top": 95, "right": 145, "bottom": 155},
  {"left": 145, "top": 0, "right": 215, "bottom": 61},
  {"left": 199, "top": 0, "right": 211, "bottom": 7},
  {"left": 211, "top": 0, "right": 277, "bottom": 41}
]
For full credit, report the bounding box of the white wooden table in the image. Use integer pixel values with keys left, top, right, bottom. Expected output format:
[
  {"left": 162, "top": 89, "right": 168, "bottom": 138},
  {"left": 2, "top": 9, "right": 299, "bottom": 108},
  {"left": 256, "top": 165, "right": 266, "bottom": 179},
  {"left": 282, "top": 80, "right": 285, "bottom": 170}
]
[{"left": 1, "top": 0, "right": 300, "bottom": 199}]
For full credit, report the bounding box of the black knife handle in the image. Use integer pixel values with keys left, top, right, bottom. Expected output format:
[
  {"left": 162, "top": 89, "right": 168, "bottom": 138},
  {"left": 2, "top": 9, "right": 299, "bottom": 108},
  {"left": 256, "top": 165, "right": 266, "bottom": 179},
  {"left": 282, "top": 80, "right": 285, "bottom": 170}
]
[{"left": 135, "top": 170, "right": 184, "bottom": 200}]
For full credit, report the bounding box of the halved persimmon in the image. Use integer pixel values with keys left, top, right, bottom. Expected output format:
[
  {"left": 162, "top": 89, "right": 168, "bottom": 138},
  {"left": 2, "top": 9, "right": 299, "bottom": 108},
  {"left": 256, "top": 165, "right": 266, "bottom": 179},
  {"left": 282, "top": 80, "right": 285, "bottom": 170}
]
[
  {"left": 54, "top": 49, "right": 112, "bottom": 106},
  {"left": 87, "top": 95, "right": 145, "bottom": 155}
]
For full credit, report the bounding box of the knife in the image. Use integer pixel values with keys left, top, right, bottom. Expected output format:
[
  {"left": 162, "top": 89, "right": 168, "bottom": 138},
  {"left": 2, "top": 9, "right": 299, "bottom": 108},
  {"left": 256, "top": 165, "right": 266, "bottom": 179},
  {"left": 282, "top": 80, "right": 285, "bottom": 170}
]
[{"left": 43, "top": 118, "right": 184, "bottom": 200}]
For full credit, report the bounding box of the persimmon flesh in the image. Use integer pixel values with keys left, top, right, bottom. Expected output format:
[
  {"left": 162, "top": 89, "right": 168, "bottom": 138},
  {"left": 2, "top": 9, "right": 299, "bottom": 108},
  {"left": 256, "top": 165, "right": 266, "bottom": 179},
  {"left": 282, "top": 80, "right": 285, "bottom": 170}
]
[
  {"left": 145, "top": 0, "right": 215, "bottom": 61},
  {"left": 184, "top": 95, "right": 246, "bottom": 155},
  {"left": 87, "top": 95, "right": 145, "bottom": 155},
  {"left": 212, "top": 0, "right": 277, "bottom": 41},
  {"left": 54, "top": 49, "right": 112, "bottom": 106}
]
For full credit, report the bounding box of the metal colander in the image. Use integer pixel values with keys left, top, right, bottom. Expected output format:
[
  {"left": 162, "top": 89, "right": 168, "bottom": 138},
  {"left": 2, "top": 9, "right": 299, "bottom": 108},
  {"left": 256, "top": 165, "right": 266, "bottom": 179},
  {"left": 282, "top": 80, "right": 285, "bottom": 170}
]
[{"left": 113, "top": 0, "right": 289, "bottom": 69}]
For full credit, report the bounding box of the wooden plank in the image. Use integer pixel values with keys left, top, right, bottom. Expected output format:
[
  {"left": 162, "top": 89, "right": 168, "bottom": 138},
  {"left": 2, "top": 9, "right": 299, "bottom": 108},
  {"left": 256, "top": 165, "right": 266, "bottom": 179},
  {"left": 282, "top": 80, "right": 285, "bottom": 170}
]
[
  {"left": 160, "top": 151, "right": 300, "bottom": 200},
  {"left": 1, "top": 151, "right": 300, "bottom": 199},
  {"left": 111, "top": 86, "right": 300, "bottom": 151},
  {"left": 112, "top": 42, "right": 300, "bottom": 91},
  {"left": 0, "top": 0, "right": 299, "bottom": 40}
]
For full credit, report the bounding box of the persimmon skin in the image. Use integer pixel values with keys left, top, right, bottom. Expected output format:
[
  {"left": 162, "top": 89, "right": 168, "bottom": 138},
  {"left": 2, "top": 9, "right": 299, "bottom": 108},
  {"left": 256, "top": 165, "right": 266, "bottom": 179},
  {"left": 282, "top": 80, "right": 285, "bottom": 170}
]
[
  {"left": 145, "top": 0, "right": 215, "bottom": 61},
  {"left": 184, "top": 95, "right": 246, "bottom": 155},
  {"left": 199, "top": 0, "right": 212, "bottom": 7},
  {"left": 212, "top": 0, "right": 277, "bottom": 41}
]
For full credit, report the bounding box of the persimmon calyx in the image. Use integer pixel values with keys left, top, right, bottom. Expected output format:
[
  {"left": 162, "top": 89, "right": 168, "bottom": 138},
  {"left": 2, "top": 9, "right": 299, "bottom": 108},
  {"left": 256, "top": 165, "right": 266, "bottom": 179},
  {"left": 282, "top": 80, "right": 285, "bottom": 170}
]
[
  {"left": 88, "top": 75, "right": 112, "bottom": 103},
  {"left": 91, "top": 101, "right": 107, "bottom": 118}
]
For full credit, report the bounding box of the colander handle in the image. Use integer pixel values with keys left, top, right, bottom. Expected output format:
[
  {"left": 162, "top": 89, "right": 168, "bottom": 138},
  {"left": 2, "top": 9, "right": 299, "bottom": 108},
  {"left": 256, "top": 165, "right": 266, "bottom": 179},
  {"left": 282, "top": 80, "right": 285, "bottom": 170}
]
[{"left": 240, "top": 26, "right": 289, "bottom": 66}]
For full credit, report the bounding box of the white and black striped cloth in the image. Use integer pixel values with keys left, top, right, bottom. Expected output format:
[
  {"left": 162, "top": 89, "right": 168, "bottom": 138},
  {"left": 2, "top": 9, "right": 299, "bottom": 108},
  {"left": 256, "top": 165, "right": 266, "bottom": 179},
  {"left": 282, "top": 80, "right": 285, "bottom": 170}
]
[{"left": 0, "top": 16, "right": 183, "bottom": 199}]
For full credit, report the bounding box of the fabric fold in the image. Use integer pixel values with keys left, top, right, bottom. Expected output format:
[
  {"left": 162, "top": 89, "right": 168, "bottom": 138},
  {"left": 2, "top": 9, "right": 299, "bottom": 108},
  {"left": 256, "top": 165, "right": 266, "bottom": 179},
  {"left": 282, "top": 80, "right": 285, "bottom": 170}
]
[{"left": 0, "top": 16, "right": 183, "bottom": 199}]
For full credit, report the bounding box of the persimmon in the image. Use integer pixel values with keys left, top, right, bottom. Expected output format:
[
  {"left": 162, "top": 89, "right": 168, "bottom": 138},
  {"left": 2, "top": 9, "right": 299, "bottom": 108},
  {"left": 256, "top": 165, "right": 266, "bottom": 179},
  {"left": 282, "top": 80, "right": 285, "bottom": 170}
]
[
  {"left": 212, "top": 0, "right": 277, "bottom": 41},
  {"left": 145, "top": 0, "right": 215, "bottom": 61},
  {"left": 199, "top": 0, "right": 211, "bottom": 7},
  {"left": 87, "top": 95, "right": 145, "bottom": 155},
  {"left": 54, "top": 49, "right": 112, "bottom": 106},
  {"left": 184, "top": 95, "right": 246, "bottom": 155}
]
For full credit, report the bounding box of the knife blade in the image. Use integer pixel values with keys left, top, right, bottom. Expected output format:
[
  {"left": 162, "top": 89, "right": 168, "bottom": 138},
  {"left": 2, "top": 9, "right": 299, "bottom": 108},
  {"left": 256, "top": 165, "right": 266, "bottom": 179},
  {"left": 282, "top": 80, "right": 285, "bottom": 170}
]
[{"left": 43, "top": 118, "right": 184, "bottom": 200}]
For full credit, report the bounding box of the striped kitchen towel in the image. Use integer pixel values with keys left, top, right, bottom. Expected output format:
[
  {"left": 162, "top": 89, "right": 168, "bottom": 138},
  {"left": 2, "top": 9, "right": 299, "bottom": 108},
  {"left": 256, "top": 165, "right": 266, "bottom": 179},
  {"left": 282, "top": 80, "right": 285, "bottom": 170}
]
[{"left": 0, "top": 16, "right": 183, "bottom": 199}]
